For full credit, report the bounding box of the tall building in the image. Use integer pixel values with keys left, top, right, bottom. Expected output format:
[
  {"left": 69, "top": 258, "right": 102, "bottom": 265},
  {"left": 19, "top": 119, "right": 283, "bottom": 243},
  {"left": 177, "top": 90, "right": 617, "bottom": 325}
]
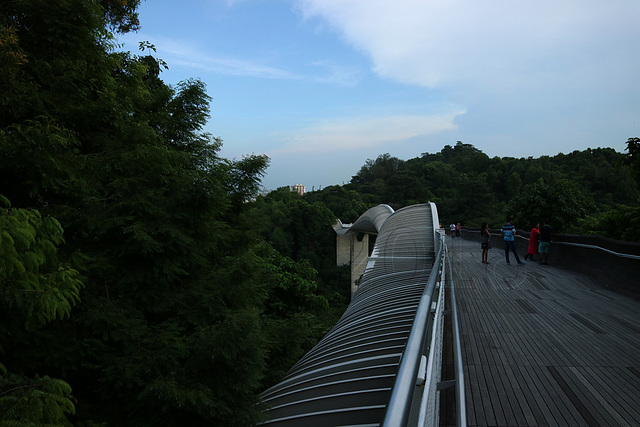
[{"left": 291, "top": 183, "right": 305, "bottom": 195}]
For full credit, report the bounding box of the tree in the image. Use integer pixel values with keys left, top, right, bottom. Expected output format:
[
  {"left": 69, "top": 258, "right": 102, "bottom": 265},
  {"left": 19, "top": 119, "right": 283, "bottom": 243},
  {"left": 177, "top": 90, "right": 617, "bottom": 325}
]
[
  {"left": 625, "top": 137, "right": 640, "bottom": 190},
  {"left": 574, "top": 137, "right": 640, "bottom": 241},
  {"left": 247, "top": 188, "right": 352, "bottom": 313},
  {"left": 341, "top": 141, "right": 635, "bottom": 232},
  {"left": 507, "top": 179, "right": 591, "bottom": 231},
  {"left": 0, "top": 196, "right": 81, "bottom": 426},
  {"left": 351, "top": 153, "right": 402, "bottom": 186},
  {"left": 0, "top": 1, "right": 333, "bottom": 425},
  {"left": 457, "top": 177, "right": 496, "bottom": 224},
  {"left": 99, "top": 0, "right": 142, "bottom": 33},
  {"left": 578, "top": 204, "right": 640, "bottom": 242},
  {"left": 304, "top": 185, "right": 369, "bottom": 223},
  {"left": 258, "top": 245, "right": 330, "bottom": 387}
]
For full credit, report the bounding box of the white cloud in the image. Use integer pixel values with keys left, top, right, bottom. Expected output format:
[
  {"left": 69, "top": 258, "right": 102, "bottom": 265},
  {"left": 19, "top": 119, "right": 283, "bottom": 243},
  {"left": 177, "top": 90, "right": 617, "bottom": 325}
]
[
  {"left": 118, "top": 34, "right": 364, "bottom": 85},
  {"left": 296, "top": 0, "right": 640, "bottom": 91},
  {"left": 293, "top": 0, "right": 640, "bottom": 161},
  {"left": 148, "top": 37, "right": 297, "bottom": 79},
  {"left": 310, "top": 60, "right": 361, "bottom": 86},
  {"left": 271, "top": 111, "right": 465, "bottom": 154}
]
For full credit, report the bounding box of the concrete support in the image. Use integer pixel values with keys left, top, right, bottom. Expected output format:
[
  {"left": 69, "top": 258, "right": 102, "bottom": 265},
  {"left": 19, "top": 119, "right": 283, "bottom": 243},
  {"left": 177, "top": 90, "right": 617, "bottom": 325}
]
[
  {"left": 350, "top": 233, "right": 369, "bottom": 298},
  {"left": 336, "top": 232, "right": 351, "bottom": 266},
  {"left": 334, "top": 223, "right": 370, "bottom": 299}
]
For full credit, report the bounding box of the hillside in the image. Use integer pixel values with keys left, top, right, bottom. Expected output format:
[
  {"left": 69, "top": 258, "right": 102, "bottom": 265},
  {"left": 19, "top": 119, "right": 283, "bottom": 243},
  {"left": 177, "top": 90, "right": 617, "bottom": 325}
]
[{"left": 305, "top": 141, "right": 640, "bottom": 239}]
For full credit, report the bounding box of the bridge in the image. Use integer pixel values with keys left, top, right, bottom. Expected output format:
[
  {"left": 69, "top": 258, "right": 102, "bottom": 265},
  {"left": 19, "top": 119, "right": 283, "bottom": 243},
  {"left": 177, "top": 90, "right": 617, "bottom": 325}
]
[{"left": 260, "top": 203, "right": 640, "bottom": 426}]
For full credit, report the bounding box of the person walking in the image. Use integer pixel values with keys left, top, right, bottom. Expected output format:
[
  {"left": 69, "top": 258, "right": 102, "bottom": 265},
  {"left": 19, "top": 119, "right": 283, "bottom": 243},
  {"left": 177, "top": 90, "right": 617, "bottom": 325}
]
[
  {"left": 538, "top": 222, "right": 553, "bottom": 265},
  {"left": 525, "top": 223, "right": 540, "bottom": 261},
  {"left": 481, "top": 223, "right": 491, "bottom": 264},
  {"left": 502, "top": 217, "right": 525, "bottom": 265}
]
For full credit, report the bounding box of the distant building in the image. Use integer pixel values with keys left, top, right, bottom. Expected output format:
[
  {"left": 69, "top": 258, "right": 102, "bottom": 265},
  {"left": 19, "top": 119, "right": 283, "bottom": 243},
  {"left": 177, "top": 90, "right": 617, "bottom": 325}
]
[{"left": 291, "top": 183, "right": 306, "bottom": 195}]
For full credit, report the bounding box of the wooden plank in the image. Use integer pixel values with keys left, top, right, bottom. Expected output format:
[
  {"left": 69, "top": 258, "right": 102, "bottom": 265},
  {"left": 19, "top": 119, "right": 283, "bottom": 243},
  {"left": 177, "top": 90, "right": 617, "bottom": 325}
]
[
  {"left": 571, "top": 366, "right": 639, "bottom": 425},
  {"left": 535, "top": 365, "right": 588, "bottom": 426},
  {"left": 549, "top": 366, "right": 616, "bottom": 426},
  {"left": 496, "top": 325, "right": 530, "bottom": 368},
  {"left": 487, "top": 364, "right": 518, "bottom": 426},
  {"left": 474, "top": 364, "right": 497, "bottom": 426},
  {"left": 534, "top": 332, "right": 572, "bottom": 367},
  {"left": 449, "top": 237, "right": 640, "bottom": 426},
  {"left": 597, "top": 365, "right": 640, "bottom": 408},
  {"left": 516, "top": 365, "right": 575, "bottom": 426},
  {"left": 592, "top": 334, "right": 638, "bottom": 367},
  {"left": 488, "top": 331, "right": 511, "bottom": 367},
  {"left": 502, "top": 364, "right": 539, "bottom": 426},
  {"left": 481, "top": 365, "right": 507, "bottom": 425},
  {"left": 594, "top": 366, "right": 640, "bottom": 421},
  {"left": 467, "top": 331, "right": 483, "bottom": 370},
  {"left": 556, "top": 331, "right": 611, "bottom": 367},
  {"left": 603, "top": 313, "right": 640, "bottom": 333},
  {"left": 465, "top": 364, "right": 486, "bottom": 426}
]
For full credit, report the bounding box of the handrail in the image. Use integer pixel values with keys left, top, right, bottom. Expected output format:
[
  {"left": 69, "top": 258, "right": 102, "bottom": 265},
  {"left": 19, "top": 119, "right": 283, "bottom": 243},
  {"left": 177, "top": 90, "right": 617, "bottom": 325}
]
[
  {"left": 552, "top": 241, "right": 640, "bottom": 260},
  {"left": 446, "top": 243, "right": 467, "bottom": 427},
  {"left": 461, "top": 228, "right": 640, "bottom": 259},
  {"left": 382, "top": 237, "right": 445, "bottom": 426}
]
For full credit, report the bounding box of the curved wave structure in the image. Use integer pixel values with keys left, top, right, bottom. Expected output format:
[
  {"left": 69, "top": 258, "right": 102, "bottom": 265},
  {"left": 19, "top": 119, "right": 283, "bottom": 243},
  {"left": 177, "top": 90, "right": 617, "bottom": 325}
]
[
  {"left": 334, "top": 203, "right": 395, "bottom": 236},
  {"left": 260, "top": 203, "right": 441, "bottom": 426}
]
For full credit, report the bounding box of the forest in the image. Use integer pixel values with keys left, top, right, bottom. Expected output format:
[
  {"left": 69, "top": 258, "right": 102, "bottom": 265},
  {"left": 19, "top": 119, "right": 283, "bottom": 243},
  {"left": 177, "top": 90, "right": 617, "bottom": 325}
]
[
  {"left": 310, "top": 140, "right": 640, "bottom": 240},
  {"left": 1, "top": 1, "right": 639, "bottom": 426}
]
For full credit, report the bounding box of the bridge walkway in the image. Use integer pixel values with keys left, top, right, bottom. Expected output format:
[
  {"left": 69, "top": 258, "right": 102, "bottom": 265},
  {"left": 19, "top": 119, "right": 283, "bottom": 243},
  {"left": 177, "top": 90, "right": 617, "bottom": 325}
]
[{"left": 447, "top": 236, "right": 640, "bottom": 426}]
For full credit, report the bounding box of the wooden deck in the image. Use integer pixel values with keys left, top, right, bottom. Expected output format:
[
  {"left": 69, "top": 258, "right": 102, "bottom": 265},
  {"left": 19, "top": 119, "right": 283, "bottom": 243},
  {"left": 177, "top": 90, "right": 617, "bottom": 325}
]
[{"left": 447, "top": 237, "right": 640, "bottom": 426}]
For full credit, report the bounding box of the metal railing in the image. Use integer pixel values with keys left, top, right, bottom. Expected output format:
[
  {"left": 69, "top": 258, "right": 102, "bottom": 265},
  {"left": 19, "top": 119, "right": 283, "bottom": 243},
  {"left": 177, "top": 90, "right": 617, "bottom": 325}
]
[
  {"left": 460, "top": 227, "right": 640, "bottom": 259},
  {"left": 445, "top": 243, "right": 467, "bottom": 427},
  {"left": 382, "top": 239, "right": 444, "bottom": 426},
  {"left": 383, "top": 234, "right": 467, "bottom": 427},
  {"left": 552, "top": 241, "right": 640, "bottom": 259}
]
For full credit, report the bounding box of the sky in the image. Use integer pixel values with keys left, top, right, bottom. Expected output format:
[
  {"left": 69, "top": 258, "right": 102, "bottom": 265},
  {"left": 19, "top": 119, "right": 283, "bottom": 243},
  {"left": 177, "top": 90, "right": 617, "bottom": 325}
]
[{"left": 117, "top": 0, "right": 640, "bottom": 192}]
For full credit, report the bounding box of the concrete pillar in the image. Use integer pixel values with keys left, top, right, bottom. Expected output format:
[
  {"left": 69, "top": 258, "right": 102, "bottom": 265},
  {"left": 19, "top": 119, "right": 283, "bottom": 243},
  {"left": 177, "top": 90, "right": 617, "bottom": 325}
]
[
  {"left": 336, "top": 233, "right": 351, "bottom": 266},
  {"left": 333, "top": 221, "right": 371, "bottom": 299},
  {"left": 350, "top": 233, "right": 369, "bottom": 298}
]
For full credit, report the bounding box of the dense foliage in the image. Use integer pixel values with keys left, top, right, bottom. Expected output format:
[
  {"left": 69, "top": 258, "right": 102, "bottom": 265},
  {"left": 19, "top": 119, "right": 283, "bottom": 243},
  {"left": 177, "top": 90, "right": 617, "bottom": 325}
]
[
  {"left": 246, "top": 188, "right": 351, "bottom": 311},
  {"left": 325, "top": 141, "right": 639, "bottom": 237},
  {"left": 0, "top": 1, "right": 335, "bottom": 425},
  {"left": 0, "top": 197, "right": 81, "bottom": 425}
]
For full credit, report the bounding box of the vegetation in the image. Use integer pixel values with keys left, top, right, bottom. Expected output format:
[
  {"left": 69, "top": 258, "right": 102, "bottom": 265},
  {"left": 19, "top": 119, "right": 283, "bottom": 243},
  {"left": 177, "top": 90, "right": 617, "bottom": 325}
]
[
  {"left": 332, "top": 141, "right": 639, "bottom": 236},
  {"left": 0, "top": 197, "right": 81, "bottom": 425},
  {"left": 1, "top": 1, "right": 334, "bottom": 425},
  {"left": 246, "top": 188, "right": 352, "bottom": 312},
  {"left": 1, "top": 1, "right": 638, "bottom": 426}
]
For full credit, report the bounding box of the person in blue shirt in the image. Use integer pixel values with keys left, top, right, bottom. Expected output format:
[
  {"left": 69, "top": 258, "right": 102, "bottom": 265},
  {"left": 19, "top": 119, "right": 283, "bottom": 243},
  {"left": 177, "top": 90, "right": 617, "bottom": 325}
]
[{"left": 502, "top": 217, "right": 525, "bottom": 265}]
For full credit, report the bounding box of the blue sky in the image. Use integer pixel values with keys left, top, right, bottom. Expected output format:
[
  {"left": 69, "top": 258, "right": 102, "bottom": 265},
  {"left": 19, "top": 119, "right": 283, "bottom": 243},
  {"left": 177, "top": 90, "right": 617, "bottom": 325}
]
[{"left": 117, "top": 0, "right": 640, "bottom": 191}]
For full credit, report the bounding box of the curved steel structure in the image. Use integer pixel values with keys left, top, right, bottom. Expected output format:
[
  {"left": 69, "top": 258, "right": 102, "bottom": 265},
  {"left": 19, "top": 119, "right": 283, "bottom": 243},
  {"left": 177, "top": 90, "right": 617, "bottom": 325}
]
[
  {"left": 333, "top": 204, "right": 395, "bottom": 236},
  {"left": 260, "top": 203, "right": 443, "bottom": 426}
]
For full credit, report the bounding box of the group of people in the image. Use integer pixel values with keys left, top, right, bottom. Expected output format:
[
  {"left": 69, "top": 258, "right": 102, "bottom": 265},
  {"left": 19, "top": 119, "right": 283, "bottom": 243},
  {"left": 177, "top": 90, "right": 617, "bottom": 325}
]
[
  {"left": 523, "top": 221, "right": 553, "bottom": 265},
  {"left": 449, "top": 222, "right": 461, "bottom": 238},
  {"left": 479, "top": 218, "right": 552, "bottom": 265}
]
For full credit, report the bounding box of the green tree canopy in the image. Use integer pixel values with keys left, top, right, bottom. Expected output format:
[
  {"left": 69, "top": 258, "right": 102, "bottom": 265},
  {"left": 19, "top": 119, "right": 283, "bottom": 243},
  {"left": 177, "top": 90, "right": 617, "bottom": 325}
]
[
  {"left": 506, "top": 179, "right": 591, "bottom": 231},
  {"left": 0, "top": 196, "right": 81, "bottom": 425},
  {"left": 625, "top": 137, "right": 640, "bottom": 191},
  {"left": 339, "top": 141, "right": 637, "bottom": 235},
  {"left": 0, "top": 1, "right": 335, "bottom": 425}
]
